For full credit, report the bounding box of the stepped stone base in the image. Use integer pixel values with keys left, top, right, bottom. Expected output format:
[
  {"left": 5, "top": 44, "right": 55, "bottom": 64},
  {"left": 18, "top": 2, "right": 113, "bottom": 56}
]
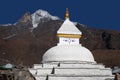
[
  {"left": 29, "top": 62, "right": 115, "bottom": 80},
  {"left": 48, "top": 74, "right": 114, "bottom": 80}
]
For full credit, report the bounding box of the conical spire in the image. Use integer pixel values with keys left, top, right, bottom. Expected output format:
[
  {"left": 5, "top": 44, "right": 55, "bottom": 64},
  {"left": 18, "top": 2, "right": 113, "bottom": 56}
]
[
  {"left": 65, "top": 8, "right": 69, "bottom": 19},
  {"left": 57, "top": 8, "right": 82, "bottom": 38}
]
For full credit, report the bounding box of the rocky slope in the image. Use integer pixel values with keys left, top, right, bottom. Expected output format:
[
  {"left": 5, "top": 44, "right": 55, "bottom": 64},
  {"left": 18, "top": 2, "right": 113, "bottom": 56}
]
[{"left": 0, "top": 9, "right": 120, "bottom": 67}]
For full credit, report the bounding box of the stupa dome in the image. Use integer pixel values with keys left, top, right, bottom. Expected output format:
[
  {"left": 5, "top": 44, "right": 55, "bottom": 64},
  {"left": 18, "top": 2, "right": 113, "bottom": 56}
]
[{"left": 42, "top": 45, "right": 95, "bottom": 63}]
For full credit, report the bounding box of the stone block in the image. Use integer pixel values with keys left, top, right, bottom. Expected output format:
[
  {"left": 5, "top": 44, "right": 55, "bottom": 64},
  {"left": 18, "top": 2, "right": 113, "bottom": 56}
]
[
  {"left": 28, "top": 68, "right": 37, "bottom": 75},
  {"left": 100, "top": 68, "right": 113, "bottom": 75},
  {"left": 53, "top": 67, "right": 102, "bottom": 75},
  {"left": 33, "top": 64, "right": 42, "bottom": 69},
  {"left": 59, "top": 63, "right": 105, "bottom": 69},
  {"left": 42, "top": 63, "right": 58, "bottom": 68},
  {"left": 48, "top": 74, "right": 114, "bottom": 80},
  {"left": 37, "top": 68, "right": 53, "bottom": 75},
  {"left": 34, "top": 75, "right": 47, "bottom": 80}
]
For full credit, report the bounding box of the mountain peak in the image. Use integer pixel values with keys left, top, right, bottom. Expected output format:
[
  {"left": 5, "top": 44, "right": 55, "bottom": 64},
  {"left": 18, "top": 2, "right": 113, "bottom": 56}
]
[
  {"left": 31, "top": 9, "right": 60, "bottom": 28},
  {"left": 19, "top": 12, "right": 32, "bottom": 23},
  {"left": 14, "top": 12, "right": 32, "bottom": 25}
]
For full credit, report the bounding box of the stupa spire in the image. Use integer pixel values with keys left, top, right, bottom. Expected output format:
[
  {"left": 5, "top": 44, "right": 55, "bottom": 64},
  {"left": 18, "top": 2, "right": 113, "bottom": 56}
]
[{"left": 65, "top": 8, "right": 69, "bottom": 19}]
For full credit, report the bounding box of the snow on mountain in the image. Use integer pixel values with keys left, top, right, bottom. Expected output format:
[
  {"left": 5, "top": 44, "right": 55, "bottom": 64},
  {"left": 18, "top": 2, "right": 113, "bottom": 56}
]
[
  {"left": 31, "top": 9, "right": 60, "bottom": 28},
  {"left": 0, "top": 23, "right": 12, "bottom": 26}
]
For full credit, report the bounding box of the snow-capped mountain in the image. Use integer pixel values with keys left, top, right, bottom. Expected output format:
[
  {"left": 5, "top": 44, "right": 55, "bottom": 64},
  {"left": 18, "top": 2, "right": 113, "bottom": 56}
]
[{"left": 31, "top": 9, "right": 60, "bottom": 28}]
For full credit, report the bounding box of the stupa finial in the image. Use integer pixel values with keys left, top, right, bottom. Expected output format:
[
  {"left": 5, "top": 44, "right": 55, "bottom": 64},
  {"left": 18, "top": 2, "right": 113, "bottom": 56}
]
[{"left": 65, "top": 8, "right": 69, "bottom": 19}]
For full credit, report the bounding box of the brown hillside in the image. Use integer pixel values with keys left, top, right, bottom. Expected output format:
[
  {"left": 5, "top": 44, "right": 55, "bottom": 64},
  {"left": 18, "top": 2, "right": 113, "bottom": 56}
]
[{"left": 93, "top": 50, "right": 120, "bottom": 67}]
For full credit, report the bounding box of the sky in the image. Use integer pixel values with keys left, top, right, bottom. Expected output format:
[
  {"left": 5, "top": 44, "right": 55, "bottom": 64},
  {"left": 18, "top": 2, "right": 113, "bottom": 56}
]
[{"left": 0, "top": 0, "right": 120, "bottom": 31}]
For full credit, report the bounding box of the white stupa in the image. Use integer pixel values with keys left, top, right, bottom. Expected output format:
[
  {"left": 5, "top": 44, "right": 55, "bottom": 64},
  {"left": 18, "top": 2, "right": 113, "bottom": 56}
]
[{"left": 29, "top": 9, "right": 114, "bottom": 80}]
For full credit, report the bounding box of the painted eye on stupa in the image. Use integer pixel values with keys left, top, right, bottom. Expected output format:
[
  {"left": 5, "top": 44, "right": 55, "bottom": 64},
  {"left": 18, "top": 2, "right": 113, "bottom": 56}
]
[
  {"left": 64, "top": 40, "right": 68, "bottom": 42},
  {"left": 63, "top": 40, "right": 68, "bottom": 42},
  {"left": 72, "top": 40, "right": 75, "bottom": 42}
]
